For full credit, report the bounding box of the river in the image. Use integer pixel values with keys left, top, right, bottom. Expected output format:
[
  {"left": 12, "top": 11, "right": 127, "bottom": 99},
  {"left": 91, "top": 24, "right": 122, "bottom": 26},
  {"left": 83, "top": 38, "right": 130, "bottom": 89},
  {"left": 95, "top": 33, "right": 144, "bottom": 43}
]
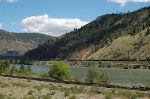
[{"left": 11, "top": 65, "right": 150, "bottom": 86}]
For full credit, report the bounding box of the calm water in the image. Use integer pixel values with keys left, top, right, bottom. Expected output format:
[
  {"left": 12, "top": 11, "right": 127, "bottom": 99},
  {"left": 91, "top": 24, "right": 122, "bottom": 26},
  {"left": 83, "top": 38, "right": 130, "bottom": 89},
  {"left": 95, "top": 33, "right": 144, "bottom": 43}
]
[{"left": 11, "top": 65, "right": 150, "bottom": 86}]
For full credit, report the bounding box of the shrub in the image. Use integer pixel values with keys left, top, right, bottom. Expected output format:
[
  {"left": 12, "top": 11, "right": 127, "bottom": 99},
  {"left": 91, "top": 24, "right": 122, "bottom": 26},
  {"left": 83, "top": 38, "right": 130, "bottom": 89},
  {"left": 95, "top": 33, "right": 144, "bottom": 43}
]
[
  {"left": 49, "top": 84, "right": 57, "bottom": 90},
  {"left": 99, "top": 72, "right": 110, "bottom": 84},
  {"left": 69, "top": 95, "right": 76, "bottom": 99},
  {"left": 40, "top": 71, "right": 49, "bottom": 78},
  {"left": 41, "top": 95, "right": 51, "bottom": 99},
  {"left": 49, "top": 61, "right": 71, "bottom": 80},
  {"left": 10, "top": 65, "right": 18, "bottom": 75},
  {"left": 28, "top": 95, "right": 36, "bottom": 99},
  {"left": 135, "top": 91, "right": 145, "bottom": 97},
  {"left": 50, "top": 91, "right": 55, "bottom": 95},
  {"left": 88, "top": 86, "right": 99, "bottom": 94},
  {"left": 64, "top": 90, "right": 70, "bottom": 97},
  {"left": 33, "top": 85, "right": 43, "bottom": 91},
  {"left": 85, "top": 66, "right": 100, "bottom": 84},
  {"left": 85, "top": 66, "right": 110, "bottom": 84},
  {"left": 27, "top": 90, "right": 34, "bottom": 95},
  {"left": 0, "top": 93, "right": 5, "bottom": 99},
  {"left": 105, "top": 92, "right": 112, "bottom": 99},
  {"left": 72, "top": 74, "right": 81, "bottom": 82},
  {"left": 19, "top": 64, "right": 26, "bottom": 72}
]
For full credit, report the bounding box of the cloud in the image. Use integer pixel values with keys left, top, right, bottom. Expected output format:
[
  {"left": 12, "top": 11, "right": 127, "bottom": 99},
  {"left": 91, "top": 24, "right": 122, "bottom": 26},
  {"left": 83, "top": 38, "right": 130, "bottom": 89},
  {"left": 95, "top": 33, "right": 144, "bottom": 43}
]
[
  {"left": 0, "top": 0, "right": 18, "bottom": 3},
  {"left": 11, "top": 22, "right": 19, "bottom": 25},
  {"left": 107, "top": 0, "right": 150, "bottom": 7},
  {"left": 6, "top": 0, "right": 18, "bottom": 3},
  {"left": 21, "top": 14, "right": 89, "bottom": 36},
  {"left": 0, "top": 23, "right": 2, "bottom": 29}
]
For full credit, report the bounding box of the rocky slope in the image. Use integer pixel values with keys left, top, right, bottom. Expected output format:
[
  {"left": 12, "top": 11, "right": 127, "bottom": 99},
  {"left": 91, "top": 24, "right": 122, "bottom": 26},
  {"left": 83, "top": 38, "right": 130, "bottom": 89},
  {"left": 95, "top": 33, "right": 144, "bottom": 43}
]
[{"left": 0, "top": 30, "right": 36, "bottom": 59}]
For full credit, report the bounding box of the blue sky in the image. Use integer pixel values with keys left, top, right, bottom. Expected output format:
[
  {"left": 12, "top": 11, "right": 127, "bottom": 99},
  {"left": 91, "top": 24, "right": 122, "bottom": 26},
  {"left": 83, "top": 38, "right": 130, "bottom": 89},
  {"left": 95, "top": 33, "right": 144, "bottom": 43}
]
[{"left": 0, "top": 0, "right": 150, "bottom": 36}]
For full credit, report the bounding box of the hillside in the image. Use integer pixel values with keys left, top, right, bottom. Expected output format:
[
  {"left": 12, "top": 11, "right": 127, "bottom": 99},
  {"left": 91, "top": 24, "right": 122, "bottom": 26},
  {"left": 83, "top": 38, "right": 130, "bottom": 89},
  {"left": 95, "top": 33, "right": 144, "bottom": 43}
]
[
  {"left": 0, "top": 30, "right": 36, "bottom": 59},
  {"left": 12, "top": 33, "right": 53, "bottom": 45},
  {"left": 24, "top": 6, "right": 150, "bottom": 60}
]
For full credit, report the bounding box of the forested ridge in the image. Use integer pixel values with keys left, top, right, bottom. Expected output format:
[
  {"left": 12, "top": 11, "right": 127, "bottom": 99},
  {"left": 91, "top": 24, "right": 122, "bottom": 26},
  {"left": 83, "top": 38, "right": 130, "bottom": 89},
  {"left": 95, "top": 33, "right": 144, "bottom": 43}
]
[{"left": 22, "top": 6, "right": 150, "bottom": 60}]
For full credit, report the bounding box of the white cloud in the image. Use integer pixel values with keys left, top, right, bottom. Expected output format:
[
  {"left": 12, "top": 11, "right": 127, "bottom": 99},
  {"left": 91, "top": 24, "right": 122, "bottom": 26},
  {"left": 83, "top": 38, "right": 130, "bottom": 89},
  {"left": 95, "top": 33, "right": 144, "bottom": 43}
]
[
  {"left": 11, "top": 22, "right": 19, "bottom": 25},
  {"left": 21, "top": 14, "right": 89, "bottom": 36},
  {"left": 107, "top": 0, "right": 150, "bottom": 7},
  {"left": 6, "top": 0, "right": 18, "bottom": 3},
  {"left": 0, "top": 23, "right": 2, "bottom": 29},
  {"left": 0, "top": 0, "right": 18, "bottom": 3}
]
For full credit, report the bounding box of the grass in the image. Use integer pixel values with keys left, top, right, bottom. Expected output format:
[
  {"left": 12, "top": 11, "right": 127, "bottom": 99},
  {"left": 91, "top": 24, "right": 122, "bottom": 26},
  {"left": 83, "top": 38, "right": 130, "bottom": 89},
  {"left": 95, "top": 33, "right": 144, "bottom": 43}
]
[
  {"left": 49, "top": 91, "right": 55, "bottom": 95},
  {"left": 64, "top": 90, "right": 70, "bottom": 97},
  {"left": 27, "top": 90, "right": 35, "bottom": 95},
  {"left": 88, "top": 86, "right": 99, "bottom": 94},
  {"left": 33, "top": 85, "right": 43, "bottom": 92},
  {"left": 0, "top": 82, "right": 9, "bottom": 88},
  {"left": 49, "top": 84, "right": 57, "bottom": 91},
  {"left": 13, "top": 82, "right": 30, "bottom": 88},
  {"left": 69, "top": 95, "right": 77, "bottom": 99},
  {"left": 135, "top": 91, "right": 145, "bottom": 97},
  {"left": 41, "top": 94, "right": 52, "bottom": 99},
  {"left": 12, "top": 71, "right": 40, "bottom": 78},
  {"left": 105, "top": 92, "right": 112, "bottom": 99},
  {"left": 0, "top": 93, "right": 5, "bottom": 99},
  {"left": 87, "top": 33, "right": 150, "bottom": 60},
  {"left": 0, "top": 75, "right": 149, "bottom": 99}
]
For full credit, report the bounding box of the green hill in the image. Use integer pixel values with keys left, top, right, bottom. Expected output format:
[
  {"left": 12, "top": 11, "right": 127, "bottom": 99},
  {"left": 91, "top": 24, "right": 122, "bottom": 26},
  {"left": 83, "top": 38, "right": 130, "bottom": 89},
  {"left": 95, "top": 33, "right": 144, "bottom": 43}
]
[
  {"left": 24, "top": 6, "right": 150, "bottom": 61},
  {"left": 12, "top": 33, "right": 53, "bottom": 45}
]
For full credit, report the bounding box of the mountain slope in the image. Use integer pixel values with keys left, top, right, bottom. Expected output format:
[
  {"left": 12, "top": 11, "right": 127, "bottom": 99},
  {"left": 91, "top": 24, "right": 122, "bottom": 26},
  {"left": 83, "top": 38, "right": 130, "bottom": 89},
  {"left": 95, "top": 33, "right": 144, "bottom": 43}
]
[
  {"left": 24, "top": 6, "right": 150, "bottom": 60},
  {"left": 87, "top": 32, "right": 150, "bottom": 60},
  {"left": 12, "top": 33, "right": 53, "bottom": 45},
  {"left": 0, "top": 30, "right": 36, "bottom": 59}
]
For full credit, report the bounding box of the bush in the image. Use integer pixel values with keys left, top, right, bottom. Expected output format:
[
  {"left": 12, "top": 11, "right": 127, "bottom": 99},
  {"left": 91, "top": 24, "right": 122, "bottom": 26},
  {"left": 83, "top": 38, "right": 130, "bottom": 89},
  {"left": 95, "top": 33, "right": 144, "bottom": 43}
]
[
  {"left": 72, "top": 74, "right": 81, "bottom": 82},
  {"left": 49, "top": 84, "right": 57, "bottom": 91},
  {"left": 105, "top": 92, "right": 112, "bottom": 99},
  {"left": 49, "top": 61, "right": 71, "bottom": 80},
  {"left": 0, "top": 93, "right": 5, "bottom": 99},
  {"left": 69, "top": 95, "right": 76, "bottom": 99},
  {"left": 135, "top": 91, "right": 145, "bottom": 97},
  {"left": 27, "top": 90, "right": 34, "bottom": 95},
  {"left": 64, "top": 90, "right": 70, "bottom": 97},
  {"left": 10, "top": 65, "right": 18, "bottom": 75},
  {"left": 40, "top": 71, "right": 49, "bottom": 78},
  {"left": 85, "top": 66, "right": 100, "bottom": 84},
  {"left": 99, "top": 72, "right": 110, "bottom": 84},
  {"left": 85, "top": 66, "right": 110, "bottom": 84}
]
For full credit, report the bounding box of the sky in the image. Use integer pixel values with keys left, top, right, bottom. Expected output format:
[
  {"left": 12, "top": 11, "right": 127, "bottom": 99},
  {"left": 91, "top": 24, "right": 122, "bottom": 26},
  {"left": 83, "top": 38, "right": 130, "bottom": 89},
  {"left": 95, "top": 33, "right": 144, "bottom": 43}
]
[{"left": 0, "top": 0, "right": 150, "bottom": 36}]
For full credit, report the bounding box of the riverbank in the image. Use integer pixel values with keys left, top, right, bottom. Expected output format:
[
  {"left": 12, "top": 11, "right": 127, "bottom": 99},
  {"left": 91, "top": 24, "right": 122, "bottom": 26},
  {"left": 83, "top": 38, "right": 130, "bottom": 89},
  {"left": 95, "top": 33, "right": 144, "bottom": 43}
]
[
  {"left": 0, "top": 76, "right": 150, "bottom": 99},
  {"left": 26, "top": 60, "right": 150, "bottom": 70}
]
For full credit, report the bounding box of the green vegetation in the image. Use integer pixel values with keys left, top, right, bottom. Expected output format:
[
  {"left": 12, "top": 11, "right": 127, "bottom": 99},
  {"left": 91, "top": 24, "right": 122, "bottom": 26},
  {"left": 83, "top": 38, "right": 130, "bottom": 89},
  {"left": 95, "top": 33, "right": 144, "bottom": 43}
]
[
  {"left": 0, "top": 93, "right": 5, "bottom": 99},
  {"left": 69, "top": 95, "right": 77, "bottom": 99},
  {"left": 71, "top": 74, "right": 82, "bottom": 82},
  {"left": 85, "top": 66, "right": 110, "bottom": 84},
  {"left": 13, "top": 82, "right": 30, "bottom": 88},
  {"left": 27, "top": 90, "right": 35, "bottom": 95},
  {"left": 0, "top": 60, "right": 10, "bottom": 74},
  {"left": 48, "top": 61, "right": 71, "bottom": 80},
  {"left": 12, "top": 33, "right": 53, "bottom": 45},
  {"left": 64, "top": 90, "right": 70, "bottom": 97}
]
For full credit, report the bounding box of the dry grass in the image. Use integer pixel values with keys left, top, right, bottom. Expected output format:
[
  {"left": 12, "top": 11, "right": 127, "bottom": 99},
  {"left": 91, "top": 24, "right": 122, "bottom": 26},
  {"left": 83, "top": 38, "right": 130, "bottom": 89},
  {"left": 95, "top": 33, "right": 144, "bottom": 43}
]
[
  {"left": 87, "top": 31, "right": 150, "bottom": 60},
  {"left": 0, "top": 76, "right": 149, "bottom": 99}
]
